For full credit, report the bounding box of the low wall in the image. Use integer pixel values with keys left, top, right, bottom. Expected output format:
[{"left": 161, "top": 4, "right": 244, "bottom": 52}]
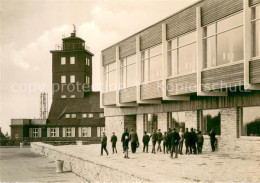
[{"left": 31, "top": 142, "right": 151, "bottom": 182}]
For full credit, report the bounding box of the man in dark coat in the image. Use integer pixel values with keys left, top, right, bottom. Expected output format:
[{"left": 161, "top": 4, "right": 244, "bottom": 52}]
[
  {"left": 197, "top": 131, "right": 204, "bottom": 154},
  {"left": 162, "top": 132, "right": 168, "bottom": 154},
  {"left": 121, "top": 128, "right": 130, "bottom": 158},
  {"left": 190, "top": 128, "right": 197, "bottom": 154},
  {"left": 129, "top": 128, "right": 139, "bottom": 153},
  {"left": 184, "top": 128, "right": 190, "bottom": 154},
  {"left": 157, "top": 129, "right": 163, "bottom": 152},
  {"left": 170, "top": 128, "right": 180, "bottom": 158},
  {"left": 166, "top": 128, "right": 172, "bottom": 152},
  {"left": 142, "top": 131, "right": 150, "bottom": 153},
  {"left": 111, "top": 132, "right": 117, "bottom": 154},
  {"left": 150, "top": 129, "right": 158, "bottom": 154},
  {"left": 101, "top": 132, "right": 109, "bottom": 156},
  {"left": 209, "top": 129, "right": 216, "bottom": 152}
]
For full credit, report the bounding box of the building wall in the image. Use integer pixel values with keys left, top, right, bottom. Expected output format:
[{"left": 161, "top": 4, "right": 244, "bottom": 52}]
[
  {"left": 158, "top": 113, "right": 167, "bottom": 133},
  {"left": 10, "top": 126, "right": 23, "bottom": 138},
  {"left": 105, "top": 116, "right": 124, "bottom": 146},
  {"left": 136, "top": 114, "right": 144, "bottom": 145}
]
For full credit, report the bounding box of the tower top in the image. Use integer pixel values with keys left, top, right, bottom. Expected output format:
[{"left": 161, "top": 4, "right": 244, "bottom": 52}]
[{"left": 71, "top": 24, "right": 76, "bottom": 37}]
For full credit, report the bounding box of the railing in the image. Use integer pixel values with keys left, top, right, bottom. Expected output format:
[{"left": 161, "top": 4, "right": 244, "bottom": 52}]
[{"left": 54, "top": 43, "right": 90, "bottom": 52}]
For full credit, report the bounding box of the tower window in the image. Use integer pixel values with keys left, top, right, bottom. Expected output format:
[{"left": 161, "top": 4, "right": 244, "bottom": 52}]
[
  {"left": 61, "top": 76, "right": 66, "bottom": 83},
  {"left": 70, "top": 75, "right": 75, "bottom": 83},
  {"left": 65, "top": 114, "right": 70, "bottom": 118},
  {"left": 86, "top": 76, "right": 90, "bottom": 84},
  {"left": 61, "top": 95, "right": 66, "bottom": 98},
  {"left": 82, "top": 113, "right": 87, "bottom": 118},
  {"left": 88, "top": 113, "right": 94, "bottom": 118},
  {"left": 86, "top": 58, "right": 90, "bottom": 66},
  {"left": 70, "top": 95, "right": 75, "bottom": 98},
  {"left": 71, "top": 114, "right": 76, "bottom": 118},
  {"left": 61, "top": 57, "right": 66, "bottom": 65},
  {"left": 70, "top": 57, "right": 75, "bottom": 64}
]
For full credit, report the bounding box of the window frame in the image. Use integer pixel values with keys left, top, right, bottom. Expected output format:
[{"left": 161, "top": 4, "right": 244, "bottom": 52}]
[
  {"left": 251, "top": 5, "right": 260, "bottom": 59},
  {"left": 61, "top": 76, "right": 66, "bottom": 84},
  {"left": 66, "top": 127, "right": 72, "bottom": 137},
  {"left": 61, "top": 95, "right": 66, "bottom": 98},
  {"left": 103, "top": 62, "right": 116, "bottom": 92},
  {"left": 50, "top": 128, "right": 56, "bottom": 137},
  {"left": 88, "top": 113, "right": 94, "bottom": 118},
  {"left": 70, "top": 75, "right": 75, "bottom": 83},
  {"left": 70, "top": 56, "right": 75, "bottom": 64},
  {"left": 32, "top": 128, "right": 39, "bottom": 138},
  {"left": 99, "top": 113, "right": 104, "bottom": 118},
  {"left": 61, "top": 57, "right": 66, "bottom": 65},
  {"left": 120, "top": 54, "right": 136, "bottom": 89},
  {"left": 65, "top": 114, "right": 71, "bottom": 118}
]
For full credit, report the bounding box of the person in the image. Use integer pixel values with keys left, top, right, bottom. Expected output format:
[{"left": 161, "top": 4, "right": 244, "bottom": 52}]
[
  {"left": 129, "top": 128, "right": 139, "bottom": 153},
  {"left": 166, "top": 128, "right": 172, "bottom": 153},
  {"left": 170, "top": 128, "right": 180, "bottom": 158},
  {"left": 142, "top": 131, "right": 150, "bottom": 153},
  {"left": 111, "top": 132, "right": 117, "bottom": 154},
  {"left": 121, "top": 128, "right": 130, "bottom": 158},
  {"left": 162, "top": 132, "right": 168, "bottom": 154},
  {"left": 184, "top": 128, "right": 190, "bottom": 154},
  {"left": 178, "top": 128, "right": 184, "bottom": 155},
  {"left": 157, "top": 129, "right": 163, "bottom": 152},
  {"left": 190, "top": 128, "right": 197, "bottom": 154},
  {"left": 209, "top": 129, "right": 216, "bottom": 152},
  {"left": 150, "top": 129, "right": 158, "bottom": 154},
  {"left": 197, "top": 131, "right": 204, "bottom": 154},
  {"left": 101, "top": 132, "right": 109, "bottom": 156}
]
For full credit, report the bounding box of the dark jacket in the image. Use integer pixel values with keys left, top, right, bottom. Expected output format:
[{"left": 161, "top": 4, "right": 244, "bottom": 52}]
[
  {"left": 184, "top": 131, "right": 190, "bottom": 143},
  {"left": 209, "top": 131, "right": 216, "bottom": 141},
  {"left": 167, "top": 132, "right": 172, "bottom": 144},
  {"left": 157, "top": 132, "right": 163, "bottom": 141},
  {"left": 162, "top": 134, "right": 167, "bottom": 142},
  {"left": 121, "top": 132, "right": 130, "bottom": 145},
  {"left": 129, "top": 131, "right": 139, "bottom": 142},
  {"left": 190, "top": 131, "right": 197, "bottom": 144},
  {"left": 142, "top": 134, "right": 150, "bottom": 144},
  {"left": 171, "top": 131, "right": 180, "bottom": 145},
  {"left": 197, "top": 134, "right": 204, "bottom": 144},
  {"left": 111, "top": 135, "right": 117, "bottom": 143},
  {"left": 101, "top": 135, "right": 107, "bottom": 145},
  {"left": 150, "top": 132, "right": 158, "bottom": 142}
]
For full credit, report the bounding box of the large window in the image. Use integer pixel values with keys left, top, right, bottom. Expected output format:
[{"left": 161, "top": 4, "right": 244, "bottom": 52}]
[
  {"left": 50, "top": 128, "right": 56, "bottom": 137},
  {"left": 70, "top": 57, "right": 75, "bottom": 64},
  {"left": 120, "top": 54, "right": 136, "bottom": 88},
  {"left": 32, "top": 128, "right": 39, "bottom": 137},
  {"left": 241, "top": 106, "right": 260, "bottom": 137},
  {"left": 104, "top": 62, "right": 116, "bottom": 92},
  {"left": 168, "top": 32, "right": 197, "bottom": 76},
  {"left": 66, "top": 128, "right": 72, "bottom": 137},
  {"left": 97, "top": 127, "right": 105, "bottom": 137},
  {"left": 82, "top": 127, "right": 91, "bottom": 137},
  {"left": 144, "top": 114, "right": 158, "bottom": 133},
  {"left": 252, "top": 5, "right": 260, "bottom": 58},
  {"left": 168, "top": 112, "right": 186, "bottom": 132},
  {"left": 202, "top": 109, "right": 221, "bottom": 135},
  {"left": 61, "top": 76, "right": 66, "bottom": 84},
  {"left": 70, "top": 75, "right": 75, "bottom": 83},
  {"left": 61, "top": 57, "right": 66, "bottom": 65},
  {"left": 142, "top": 45, "right": 162, "bottom": 83},
  {"left": 203, "top": 12, "right": 244, "bottom": 69}
]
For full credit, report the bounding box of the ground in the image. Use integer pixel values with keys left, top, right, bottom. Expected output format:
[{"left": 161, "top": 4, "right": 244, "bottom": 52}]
[
  {"left": 38, "top": 143, "right": 260, "bottom": 182},
  {"left": 0, "top": 147, "right": 86, "bottom": 182}
]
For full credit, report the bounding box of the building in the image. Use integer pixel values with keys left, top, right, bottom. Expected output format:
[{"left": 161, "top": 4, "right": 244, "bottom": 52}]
[
  {"left": 10, "top": 29, "right": 105, "bottom": 138},
  {"left": 101, "top": 0, "right": 260, "bottom": 154}
]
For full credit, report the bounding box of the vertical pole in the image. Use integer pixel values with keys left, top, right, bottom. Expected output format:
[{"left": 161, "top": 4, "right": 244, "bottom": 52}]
[{"left": 244, "top": 0, "right": 251, "bottom": 89}]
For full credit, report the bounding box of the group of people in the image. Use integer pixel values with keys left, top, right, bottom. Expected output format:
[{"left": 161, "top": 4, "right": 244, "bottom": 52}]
[{"left": 100, "top": 127, "right": 217, "bottom": 159}]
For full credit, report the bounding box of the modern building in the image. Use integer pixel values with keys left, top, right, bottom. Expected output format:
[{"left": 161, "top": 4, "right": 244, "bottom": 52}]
[
  {"left": 10, "top": 29, "right": 105, "bottom": 138},
  {"left": 101, "top": 0, "right": 260, "bottom": 154}
]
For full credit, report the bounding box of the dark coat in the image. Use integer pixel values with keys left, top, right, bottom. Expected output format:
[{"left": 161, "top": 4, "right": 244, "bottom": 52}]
[
  {"left": 190, "top": 131, "right": 197, "bottom": 144},
  {"left": 121, "top": 132, "right": 130, "bottom": 145},
  {"left": 142, "top": 134, "right": 150, "bottom": 144},
  {"left": 111, "top": 135, "right": 117, "bottom": 143},
  {"left": 129, "top": 131, "right": 139, "bottom": 142},
  {"left": 150, "top": 132, "right": 158, "bottom": 142},
  {"left": 157, "top": 132, "right": 163, "bottom": 141},
  {"left": 101, "top": 135, "right": 107, "bottom": 145},
  {"left": 184, "top": 131, "right": 191, "bottom": 143},
  {"left": 197, "top": 134, "right": 204, "bottom": 144},
  {"left": 209, "top": 131, "right": 216, "bottom": 141},
  {"left": 171, "top": 131, "right": 180, "bottom": 145}
]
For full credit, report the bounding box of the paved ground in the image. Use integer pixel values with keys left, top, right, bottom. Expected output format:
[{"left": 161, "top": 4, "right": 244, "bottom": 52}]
[
  {"left": 0, "top": 147, "right": 87, "bottom": 182},
  {"left": 54, "top": 144, "right": 260, "bottom": 182}
]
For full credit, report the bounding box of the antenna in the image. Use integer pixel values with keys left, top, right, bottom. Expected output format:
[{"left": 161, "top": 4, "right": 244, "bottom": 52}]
[
  {"left": 40, "top": 92, "right": 48, "bottom": 119},
  {"left": 73, "top": 24, "right": 76, "bottom": 34}
]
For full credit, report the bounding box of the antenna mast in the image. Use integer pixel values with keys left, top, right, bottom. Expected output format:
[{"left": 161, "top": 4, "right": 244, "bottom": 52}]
[{"left": 40, "top": 92, "right": 48, "bottom": 119}]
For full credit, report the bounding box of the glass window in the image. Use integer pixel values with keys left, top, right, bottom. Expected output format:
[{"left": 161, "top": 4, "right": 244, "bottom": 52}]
[
  {"left": 50, "top": 128, "right": 56, "bottom": 137},
  {"left": 149, "top": 55, "right": 162, "bottom": 82},
  {"left": 168, "top": 112, "right": 186, "bottom": 132},
  {"left": 86, "top": 76, "right": 90, "bottom": 84},
  {"left": 178, "top": 32, "right": 196, "bottom": 47},
  {"left": 61, "top": 95, "right": 66, "bottom": 98},
  {"left": 86, "top": 58, "right": 90, "bottom": 66},
  {"left": 82, "top": 127, "right": 90, "bottom": 137},
  {"left": 252, "top": 21, "right": 260, "bottom": 57},
  {"left": 65, "top": 114, "right": 70, "bottom": 118},
  {"left": 241, "top": 106, "right": 260, "bottom": 137},
  {"left": 61, "top": 76, "right": 66, "bottom": 83},
  {"left": 217, "top": 12, "right": 243, "bottom": 33},
  {"left": 71, "top": 114, "right": 76, "bottom": 118},
  {"left": 144, "top": 114, "right": 158, "bottom": 133},
  {"left": 203, "top": 37, "right": 216, "bottom": 68},
  {"left": 70, "top": 95, "right": 75, "bottom": 98},
  {"left": 202, "top": 109, "right": 221, "bottom": 135},
  {"left": 61, "top": 57, "right": 66, "bottom": 65},
  {"left": 120, "top": 54, "right": 136, "bottom": 88},
  {"left": 178, "top": 43, "right": 197, "bottom": 75},
  {"left": 82, "top": 113, "right": 87, "bottom": 118},
  {"left": 70, "top": 75, "right": 75, "bottom": 83},
  {"left": 66, "top": 128, "right": 72, "bottom": 137},
  {"left": 203, "top": 23, "right": 216, "bottom": 37},
  {"left": 104, "top": 62, "right": 116, "bottom": 92},
  {"left": 99, "top": 113, "right": 104, "bottom": 118},
  {"left": 70, "top": 57, "right": 75, "bottom": 64},
  {"left": 150, "top": 45, "right": 162, "bottom": 57},
  {"left": 252, "top": 6, "right": 260, "bottom": 20},
  {"left": 88, "top": 113, "right": 93, "bottom": 118},
  {"left": 33, "top": 128, "right": 39, "bottom": 137}
]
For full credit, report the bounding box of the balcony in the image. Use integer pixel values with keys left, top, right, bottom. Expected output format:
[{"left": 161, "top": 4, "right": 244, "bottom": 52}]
[{"left": 54, "top": 43, "right": 90, "bottom": 52}]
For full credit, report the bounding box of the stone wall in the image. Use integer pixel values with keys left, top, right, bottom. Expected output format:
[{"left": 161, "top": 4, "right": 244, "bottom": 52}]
[
  {"left": 185, "top": 110, "right": 197, "bottom": 130},
  {"left": 105, "top": 116, "right": 124, "bottom": 147},
  {"left": 136, "top": 114, "right": 144, "bottom": 144},
  {"left": 158, "top": 113, "right": 167, "bottom": 133}
]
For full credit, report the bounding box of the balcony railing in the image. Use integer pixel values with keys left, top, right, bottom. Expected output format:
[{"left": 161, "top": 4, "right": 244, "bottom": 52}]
[{"left": 54, "top": 43, "right": 90, "bottom": 52}]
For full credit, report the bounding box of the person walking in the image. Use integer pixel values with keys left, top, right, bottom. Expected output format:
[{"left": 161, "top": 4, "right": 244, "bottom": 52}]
[
  {"left": 170, "top": 128, "right": 180, "bottom": 158},
  {"left": 166, "top": 128, "right": 172, "bottom": 153},
  {"left": 142, "top": 131, "right": 150, "bottom": 153},
  {"left": 178, "top": 128, "right": 184, "bottom": 155},
  {"left": 209, "top": 129, "right": 216, "bottom": 152},
  {"left": 111, "top": 132, "right": 117, "bottom": 154},
  {"left": 162, "top": 132, "right": 168, "bottom": 154},
  {"left": 190, "top": 128, "right": 197, "bottom": 154},
  {"left": 101, "top": 132, "right": 109, "bottom": 156},
  {"left": 121, "top": 128, "right": 130, "bottom": 158},
  {"left": 184, "top": 128, "right": 190, "bottom": 154},
  {"left": 150, "top": 129, "right": 158, "bottom": 154},
  {"left": 197, "top": 131, "right": 204, "bottom": 154},
  {"left": 157, "top": 129, "right": 163, "bottom": 152},
  {"left": 129, "top": 128, "right": 139, "bottom": 153}
]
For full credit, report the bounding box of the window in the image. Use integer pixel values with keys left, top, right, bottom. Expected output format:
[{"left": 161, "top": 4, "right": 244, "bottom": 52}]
[
  {"left": 168, "top": 112, "right": 186, "bottom": 132},
  {"left": 65, "top": 114, "right": 70, "bottom": 118},
  {"left": 70, "top": 75, "right": 75, "bottom": 83},
  {"left": 70, "top": 95, "right": 75, "bottom": 98},
  {"left": 86, "top": 58, "right": 90, "bottom": 66},
  {"left": 61, "top": 95, "right": 66, "bottom": 98},
  {"left": 203, "top": 12, "right": 243, "bottom": 69},
  {"left": 32, "top": 128, "right": 39, "bottom": 137},
  {"left": 61, "top": 76, "right": 66, "bottom": 83},
  {"left": 50, "top": 128, "right": 56, "bottom": 137},
  {"left": 202, "top": 109, "right": 221, "bottom": 135},
  {"left": 66, "top": 128, "right": 72, "bottom": 137},
  {"left": 252, "top": 5, "right": 260, "bottom": 58},
  {"left": 70, "top": 57, "right": 75, "bottom": 64},
  {"left": 88, "top": 113, "right": 93, "bottom": 118},
  {"left": 86, "top": 76, "right": 90, "bottom": 84},
  {"left": 241, "top": 106, "right": 260, "bottom": 137},
  {"left": 104, "top": 62, "right": 116, "bottom": 92},
  {"left": 144, "top": 114, "right": 158, "bottom": 133},
  {"left": 142, "top": 45, "right": 162, "bottom": 82},
  {"left": 120, "top": 54, "right": 136, "bottom": 88},
  {"left": 99, "top": 113, "right": 104, "bottom": 118},
  {"left": 61, "top": 57, "right": 66, "bottom": 65},
  {"left": 82, "top": 113, "right": 87, "bottom": 118},
  {"left": 71, "top": 114, "right": 76, "bottom": 118},
  {"left": 168, "top": 32, "right": 197, "bottom": 76},
  {"left": 82, "top": 127, "right": 91, "bottom": 137},
  {"left": 97, "top": 127, "right": 105, "bottom": 137}
]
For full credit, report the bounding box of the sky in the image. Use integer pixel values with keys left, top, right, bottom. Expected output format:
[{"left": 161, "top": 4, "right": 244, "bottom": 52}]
[{"left": 0, "top": 0, "right": 198, "bottom": 134}]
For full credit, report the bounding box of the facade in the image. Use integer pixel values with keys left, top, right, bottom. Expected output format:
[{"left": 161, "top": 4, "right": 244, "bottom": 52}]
[
  {"left": 101, "top": 0, "right": 260, "bottom": 154},
  {"left": 10, "top": 30, "right": 105, "bottom": 138}
]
